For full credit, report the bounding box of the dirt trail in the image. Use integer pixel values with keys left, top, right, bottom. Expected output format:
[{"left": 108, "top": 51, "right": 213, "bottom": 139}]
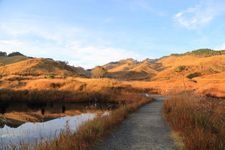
[{"left": 95, "top": 95, "right": 176, "bottom": 150}]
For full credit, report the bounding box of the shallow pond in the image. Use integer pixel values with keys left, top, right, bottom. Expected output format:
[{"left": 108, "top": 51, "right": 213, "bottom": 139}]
[{"left": 0, "top": 113, "right": 96, "bottom": 148}]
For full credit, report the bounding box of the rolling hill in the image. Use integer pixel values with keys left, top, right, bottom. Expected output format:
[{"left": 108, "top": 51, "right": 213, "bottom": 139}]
[
  {"left": 101, "top": 49, "right": 225, "bottom": 81},
  {"left": 102, "top": 58, "right": 159, "bottom": 80},
  {"left": 0, "top": 52, "right": 28, "bottom": 65},
  {"left": 0, "top": 49, "right": 224, "bottom": 97},
  {"left": 0, "top": 52, "right": 89, "bottom": 77}
]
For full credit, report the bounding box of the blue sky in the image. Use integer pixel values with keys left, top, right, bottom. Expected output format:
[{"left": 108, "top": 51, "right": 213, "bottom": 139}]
[{"left": 0, "top": 0, "right": 225, "bottom": 68}]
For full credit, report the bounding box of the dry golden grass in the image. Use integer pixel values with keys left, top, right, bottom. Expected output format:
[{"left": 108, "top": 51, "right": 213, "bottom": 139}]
[
  {"left": 0, "top": 83, "right": 145, "bottom": 123},
  {"left": 0, "top": 51, "right": 224, "bottom": 97},
  {"left": 163, "top": 93, "right": 225, "bottom": 150},
  {"left": 130, "top": 60, "right": 158, "bottom": 75},
  {"left": 32, "top": 91, "right": 152, "bottom": 150},
  {"left": 123, "top": 79, "right": 197, "bottom": 95},
  {"left": 106, "top": 59, "right": 136, "bottom": 73},
  {"left": 0, "top": 58, "right": 87, "bottom": 77},
  {"left": 103, "top": 53, "right": 225, "bottom": 81},
  {"left": 0, "top": 70, "right": 224, "bottom": 99},
  {"left": 75, "top": 77, "right": 122, "bottom": 92},
  {"left": 195, "top": 72, "right": 225, "bottom": 98},
  {"left": 0, "top": 76, "right": 127, "bottom": 93},
  {"left": 171, "top": 131, "right": 186, "bottom": 150},
  {"left": 22, "top": 78, "right": 85, "bottom": 91},
  {"left": 154, "top": 54, "right": 225, "bottom": 80},
  {"left": 5, "top": 89, "right": 152, "bottom": 150},
  {"left": 123, "top": 73, "right": 225, "bottom": 98},
  {"left": 158, "top": 55, "right": 225, "bottom": 68},
  {"left": 1, "top": 50, "right": 225, "bottom": 149}
]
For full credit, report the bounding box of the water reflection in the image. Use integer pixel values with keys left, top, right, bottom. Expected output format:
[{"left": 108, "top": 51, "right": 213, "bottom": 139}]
[{"left": 0, "top": 113, "right": 96, "bottom": 147}]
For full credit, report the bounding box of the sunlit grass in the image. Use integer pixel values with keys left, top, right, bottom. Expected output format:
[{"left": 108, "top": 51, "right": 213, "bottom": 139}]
[
  {"left": 163, "top": 93, "right": 225, "bottom": 150},
  {"left": 0, "top": 88, "right": 151, "bottom": 150},
  {"left": 10, "top": 90, "right": 152, "bottom": 150}
]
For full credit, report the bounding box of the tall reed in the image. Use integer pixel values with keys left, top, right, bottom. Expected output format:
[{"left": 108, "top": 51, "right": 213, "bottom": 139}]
[{"left": 163, "top": 93, "right": 225, "bottom": 150}]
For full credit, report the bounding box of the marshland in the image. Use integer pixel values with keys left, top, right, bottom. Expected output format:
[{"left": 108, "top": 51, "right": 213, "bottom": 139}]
[{"left": 1, "top": 0, "right": 225, "bottom": 149}]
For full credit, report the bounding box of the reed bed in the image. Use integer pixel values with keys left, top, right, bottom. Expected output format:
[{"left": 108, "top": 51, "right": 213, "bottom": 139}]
[{"left": 163, "top": 93, "right": 225, "bottom": 150}]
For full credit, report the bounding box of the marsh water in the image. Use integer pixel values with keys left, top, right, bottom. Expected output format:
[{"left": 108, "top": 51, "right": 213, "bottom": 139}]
[
  {"left": 0, "top": 101, "right": 116, "bottom": 148},
  {"left": 0, "top": 113, "right": 96, "bottom": 148}
]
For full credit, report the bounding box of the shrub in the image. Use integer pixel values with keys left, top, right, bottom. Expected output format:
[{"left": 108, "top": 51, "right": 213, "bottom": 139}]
[
  {"left": 170, "top": 49, "right": 225, "bottom": 57},
  {"left": 186, "top": 72, "right": 201, "bottom": 79},
  {"left": 47, "top": 74, "right": 55, "bottom": 79},
  {"left": 175, "top": 66, "right": 186, "bottom": 72},
  {"left": 188, "top": 49, "right": 225, "bottom": 57}
]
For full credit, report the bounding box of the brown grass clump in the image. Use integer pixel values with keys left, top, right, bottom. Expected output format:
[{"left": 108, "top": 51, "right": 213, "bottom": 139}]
[{"left": 163, "top": 93, "right": 225, "bottom": 150}]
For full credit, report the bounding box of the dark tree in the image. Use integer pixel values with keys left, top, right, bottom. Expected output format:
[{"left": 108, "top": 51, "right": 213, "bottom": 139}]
[{"left": 0, "top": 51, "right": 7, "bottom": 56}]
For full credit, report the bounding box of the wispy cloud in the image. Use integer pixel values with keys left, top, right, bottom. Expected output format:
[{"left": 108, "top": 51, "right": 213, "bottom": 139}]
[
  {"left": 0, "top": 22, "right": 140, "bottom": 68},
  {"left": 67, "top": 43, "right": 139, "bottom": 68},
  {"left": 174, "top": 0, "right": 225, "bottom": 30},
  {"left": 0, "top": 40, "right": 24, "bottom": 47}
]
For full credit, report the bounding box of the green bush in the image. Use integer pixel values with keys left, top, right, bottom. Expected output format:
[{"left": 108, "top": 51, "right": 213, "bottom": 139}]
[
  {"left": 47, "top": 74, "right": 55, "bottom": 79},
  {"left": 188, "top": 49, "right": 225, "bottom": 57},
  {"left": 175, "top": 65, "right": 186, "bottom": 72},
  {"left": 170, "top": 49, "right": 225, "bottom": 57},
  {"left": 186, "top": 72, "right": 201, "bottom": 79}
]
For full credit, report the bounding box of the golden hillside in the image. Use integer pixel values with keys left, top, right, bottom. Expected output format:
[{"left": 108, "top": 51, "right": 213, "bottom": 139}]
[
  {"left": 103, "top": 58, "right": 158, "bottom": 80},
  {"left": 154, "top": 53, "right": 225, "bottom": 80},
  {"left": 0, "top": 58, "right": 89, "bottom": 77},
  {"left": 102, "top": 49, "right": 225, "bottom": 82},
  {"left": 0, "top": 49, "right": 224, "bottom": 97}
]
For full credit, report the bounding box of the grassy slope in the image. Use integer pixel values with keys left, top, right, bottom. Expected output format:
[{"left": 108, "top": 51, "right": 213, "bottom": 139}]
[
  {"left": 155, "top": 54, "right": 225, "bottom": 79},
  {"left": 100, "top": 50, "right": 225, "bottom": 97},
  {"left": 120, "top": 53, "right": 225, "bottom": 97},
  {"left": 0, "top": 55, "right": 28, "bottom": 65},
  {"left": 1, "top": 52, "right": 225, "bottom": 97},
  {"left": 0, "top": 58, "right": 88, "bottom": 76}
]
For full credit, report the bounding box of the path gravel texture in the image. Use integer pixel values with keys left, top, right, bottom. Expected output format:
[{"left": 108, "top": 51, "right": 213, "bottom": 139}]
[{"left": 94, "top": 95, "right": 176, "bottom": 150}]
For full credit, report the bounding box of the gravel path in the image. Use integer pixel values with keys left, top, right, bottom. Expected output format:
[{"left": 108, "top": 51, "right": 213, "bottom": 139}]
[{"left": 94, "top": 95, "right": 176, "bottom": 150}]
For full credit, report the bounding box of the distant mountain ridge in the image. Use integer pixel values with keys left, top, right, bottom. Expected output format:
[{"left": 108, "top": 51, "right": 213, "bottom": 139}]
[
  {"left": 0, "top": 49, "right": 225, "bottom": 80},
  {"left": 100, "top": 49, "right": 225, "bottom": 80}
]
